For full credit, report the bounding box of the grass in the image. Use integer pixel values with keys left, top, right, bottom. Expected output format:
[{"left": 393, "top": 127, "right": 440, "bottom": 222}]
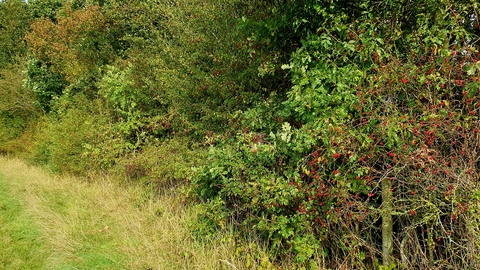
[
  {"left": 0, "top": 157, "right": 258, "bottom": 269},
  {"left": 0, "top": 173, "right": 49, "bottom": 269}
]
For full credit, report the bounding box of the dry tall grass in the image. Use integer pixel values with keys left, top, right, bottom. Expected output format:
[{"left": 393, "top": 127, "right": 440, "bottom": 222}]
[{"left": 0, "top": 157, "right": 254, "bottom": 269}]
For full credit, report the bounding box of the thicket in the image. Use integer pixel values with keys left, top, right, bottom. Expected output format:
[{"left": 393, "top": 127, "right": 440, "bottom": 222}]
[{"left": 1, "top": 0, "right": 479, "bottom": 268}]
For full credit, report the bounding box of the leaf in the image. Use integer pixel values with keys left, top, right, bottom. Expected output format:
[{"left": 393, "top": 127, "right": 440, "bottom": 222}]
[{"left": 466, "top": 64, "right": 476, "bottom": 76}]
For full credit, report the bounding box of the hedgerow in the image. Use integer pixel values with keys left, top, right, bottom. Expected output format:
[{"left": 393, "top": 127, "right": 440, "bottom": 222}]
[
  {"left": 192, "top": 0, "right": 480, "bottom": 268},
  {"left": 1, "top": 0, "right": 480, "bottom": 268}
]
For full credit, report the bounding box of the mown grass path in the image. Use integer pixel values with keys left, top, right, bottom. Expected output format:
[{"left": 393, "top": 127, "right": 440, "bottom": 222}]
[
  {"left": 0, "top": 171, "right": 49, "bottom": 269},
  {"left": 0, "top": 158, "right": 130, "bottom": 269},
  {"left": 0, "top": 157, "right": 240, "bottom": 270}
]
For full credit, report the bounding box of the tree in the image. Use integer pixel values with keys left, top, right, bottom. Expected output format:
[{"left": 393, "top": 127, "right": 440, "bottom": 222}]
[
  {"left": 26, "top": 4, "right": 115, "bottom": 84},
  {"left": 0, "top": 0, "right": 31, "bottom": 68},
  {"left": 28, "top": 0, "right": 64, "bottom": 21}
]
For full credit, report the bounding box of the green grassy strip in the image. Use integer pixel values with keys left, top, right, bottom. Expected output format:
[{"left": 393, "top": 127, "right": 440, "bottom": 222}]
[
  {"left": 0, "top": 171, "right": 126, "bottom": 270},
  {"left": 0, "top": 173, "right": 49, "bottom": 270},
  {"left": 36, "top": 185, "right": 128, "bottom": 270}
]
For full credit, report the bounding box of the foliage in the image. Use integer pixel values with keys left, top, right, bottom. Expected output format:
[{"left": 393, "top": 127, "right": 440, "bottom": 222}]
[
  {"left": 23, "top": 58, "right": 67, "bottom": 112},
  {"left": 37, "top": 94, "right": 110, "bottom": 174},
  {"left": 0, "top": 0, "right": 31, "bottom": 69},
  {"left": 110, "top": 137, "right": 208, "bottom": 192},
  {"left": 102, "top": 0, "right": 280, "bottom": 139},
  {"left": 28, "top": 0, "right": 64, "bottom": 21},
  {"left": 25, "top": 4, "right": 115, "bottom": 83},
  {"left": 192, "top": 0, "right": 480, "bottom": 268},
  {"left": 1, "top": 0, "right": 480, "bottom": 268},
  {"left": 0, "top": 60, "right": 40, "bottom": 154},
  {"left": 0, "top": 61, "right": 37, "bottom": 114}
]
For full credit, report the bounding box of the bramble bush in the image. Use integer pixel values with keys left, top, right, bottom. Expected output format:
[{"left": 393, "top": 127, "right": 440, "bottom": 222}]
[{"left": 192, "top": 0, "right": 480, "bottom": 268}]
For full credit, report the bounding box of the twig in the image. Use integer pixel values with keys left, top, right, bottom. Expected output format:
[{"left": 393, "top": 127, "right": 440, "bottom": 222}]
[{"left": 219, "top": 259, "right": 238, "bottom": 270}]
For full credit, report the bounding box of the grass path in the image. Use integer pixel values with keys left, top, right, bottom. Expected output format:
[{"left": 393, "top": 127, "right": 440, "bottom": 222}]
[
  {"left": 0, "top": 157, "right": 243, "bottom": 269},
  {"left": 0, "top": 170, "right": 49, "bottom": 269}
]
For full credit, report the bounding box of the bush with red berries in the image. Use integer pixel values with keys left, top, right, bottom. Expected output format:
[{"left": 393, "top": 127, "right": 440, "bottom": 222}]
[{"left": 193, "top": 0, "right": 480, "bottom": 268}]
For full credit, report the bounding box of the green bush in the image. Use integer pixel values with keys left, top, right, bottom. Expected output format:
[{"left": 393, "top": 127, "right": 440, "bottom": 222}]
[
  {"left": 0, "top": 0, "right": 31, "bottom": 69},
  {"left": 113, "top": 137, "right": 208, "bottom": 190},
  {"left": 38, "top": 94, "right": 110, "bottom": 174},
  {"left": 0, "top": 60, "right": 41, "bottom": 155},
  {"left": 23, "top": 58, "right": 67, "bottom": 113},
  {"left": 192, "top": 0, "right": 480, "bottom": 268}
]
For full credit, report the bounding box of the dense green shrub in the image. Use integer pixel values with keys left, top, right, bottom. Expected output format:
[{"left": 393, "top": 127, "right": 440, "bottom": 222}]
[
  {"left": 0, "top": 0, "right": 31, "bottom": 69},
  {"left": 37, "top": 94, "right": 110, "bottom": 174},
  {"left": 23, "top": 58, "right": 67, "bottom": 112},
  {"left": 113, "top": 138, "right": 207, "bottom": 190},
  {"left": 0, "top": 60, "right": 41, "bottom": 155},
  {"left": 192, "top": 0, "right": 480, "bottom": 268}
]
